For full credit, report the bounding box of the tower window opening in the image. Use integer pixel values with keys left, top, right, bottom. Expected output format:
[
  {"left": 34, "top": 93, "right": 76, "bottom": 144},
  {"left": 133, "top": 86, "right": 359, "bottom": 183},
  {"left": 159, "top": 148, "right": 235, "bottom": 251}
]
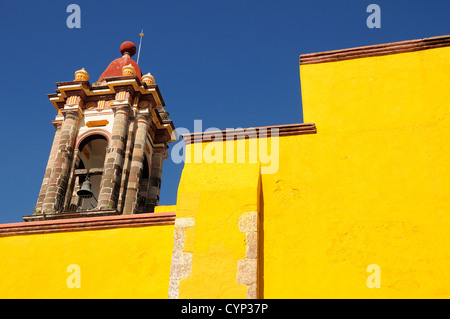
[{"left": 66, "top": 135, "right": 108, "bottom": 212}]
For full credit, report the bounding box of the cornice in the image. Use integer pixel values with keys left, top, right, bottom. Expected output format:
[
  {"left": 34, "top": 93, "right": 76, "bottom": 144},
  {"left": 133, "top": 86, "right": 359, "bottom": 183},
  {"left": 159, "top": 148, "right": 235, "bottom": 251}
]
[
  {"left": 182, "top": 123, "right": 317, "bottom": 145},
  {"left": 2, "top": 212, "right": 176, "bottom": 237},
  {"left": 49, "top": 77, "right": 165, "bottom": 111},
  {"left": 299, "top": 35, "right": 450, "bottom": 65},
  {"left": 151, "top": 108, "right": 177, "bottom": 142}
]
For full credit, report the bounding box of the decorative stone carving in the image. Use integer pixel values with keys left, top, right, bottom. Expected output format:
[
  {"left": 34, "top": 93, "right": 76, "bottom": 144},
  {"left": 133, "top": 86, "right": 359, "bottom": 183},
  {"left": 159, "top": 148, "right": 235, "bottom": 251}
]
[
  {"left": 159, "top": 108, "right": 169, "bottom": 120},
  {"left": 85, "top": 102, "right": 96, "bottom": 110},
  {"left": 122, "top": 64, "right": 136, "bottom": 76},
  {"left": 142, "top": 73, "right": 155, "bottom": 85},
  {"left": 74, "top": 68, "right": 89, "bottom": 81},
  {"left": 138, "top": 100, "right": 149, "bottom": 109}
]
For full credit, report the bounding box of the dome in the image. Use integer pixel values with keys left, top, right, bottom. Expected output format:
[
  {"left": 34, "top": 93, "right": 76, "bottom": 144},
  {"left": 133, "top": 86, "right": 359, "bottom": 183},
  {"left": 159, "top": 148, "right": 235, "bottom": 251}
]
[{"left": 98, "top": 41, "right": 142, "bottom": 81}]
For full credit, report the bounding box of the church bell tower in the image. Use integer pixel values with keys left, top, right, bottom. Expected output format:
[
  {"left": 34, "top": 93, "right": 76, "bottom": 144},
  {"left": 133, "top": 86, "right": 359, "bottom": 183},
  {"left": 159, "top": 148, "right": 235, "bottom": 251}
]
[{"left": 24, "top": 41, "right": 176, "bottom": 221}]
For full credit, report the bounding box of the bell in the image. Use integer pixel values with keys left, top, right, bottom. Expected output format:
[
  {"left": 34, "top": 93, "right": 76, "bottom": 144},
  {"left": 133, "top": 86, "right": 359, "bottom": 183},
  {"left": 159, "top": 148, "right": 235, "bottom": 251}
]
[{"left": 77, "top": 177, "right": 94, "bottom": 198}]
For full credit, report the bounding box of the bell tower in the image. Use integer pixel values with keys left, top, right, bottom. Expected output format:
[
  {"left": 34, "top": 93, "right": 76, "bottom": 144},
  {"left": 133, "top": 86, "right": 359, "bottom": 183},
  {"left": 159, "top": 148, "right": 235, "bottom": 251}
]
[{"left": 24, "top": 41, "right": 176, "bottom": 221}]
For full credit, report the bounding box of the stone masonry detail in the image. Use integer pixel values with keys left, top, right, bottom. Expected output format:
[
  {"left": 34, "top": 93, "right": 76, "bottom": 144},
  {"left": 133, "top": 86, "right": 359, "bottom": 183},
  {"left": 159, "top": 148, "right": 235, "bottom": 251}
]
[
  {"left": 42, "top": 111, "right": 81, "bottom": 214},
  {"left": 147, "top": 148, "right": 167, "bottom": 211},
  {"left": 237, "top": 211, "right": 259, "bottom": 299},
  {"left": 35, "top": 121, "right": 62, "bottom": 213},
  {"left": 123, "top": 113, "right": 151, "bottom": 214},
  {"left": 97, "top": 102, "right": 131, "bottom": 210},
  {"left": 168, "top": 217, "right": 195, "bottom": 299}
]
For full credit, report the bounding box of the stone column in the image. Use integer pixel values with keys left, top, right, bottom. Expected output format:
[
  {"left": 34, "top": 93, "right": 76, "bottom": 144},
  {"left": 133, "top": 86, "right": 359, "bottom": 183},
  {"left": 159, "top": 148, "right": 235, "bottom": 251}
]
[
  {"left": 122, "top": 114, "right": 151, "bottom": 214},
  {"left": 42, "top": 111, "right": 81, "bottom": 214},
  {"left": 35, "top": 120, "right": 62, "bottom": 214},
  {"left": 146, "top": 147, "right": 168, "bottom": 211},
  {"left": 63, "top": 149, "right": 80, "bottom": 211},
  {"left": 97, "top": 104, "right": 131, "bottom": 210},
  {"left": 116, "top": 119, "right": 136, "bottom": 213}
]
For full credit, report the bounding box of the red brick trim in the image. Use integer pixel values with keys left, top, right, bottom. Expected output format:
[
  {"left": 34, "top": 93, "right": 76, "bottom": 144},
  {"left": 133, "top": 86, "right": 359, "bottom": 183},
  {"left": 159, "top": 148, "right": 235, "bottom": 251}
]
[
  {"left": 0, "top": 212, "right": 176, "bottom": 237},
  {"left": 182, "top": 123, "right": 317, "bottom": 145},
  {"left": 300, "top": 35, "right": 450, "bottom": 65}
]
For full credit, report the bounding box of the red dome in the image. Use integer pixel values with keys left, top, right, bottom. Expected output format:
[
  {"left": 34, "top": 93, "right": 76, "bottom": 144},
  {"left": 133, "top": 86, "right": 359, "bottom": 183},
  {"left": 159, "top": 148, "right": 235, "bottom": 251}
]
[{"left": 98, "top": 41, "right": 142, "bottom": 81}]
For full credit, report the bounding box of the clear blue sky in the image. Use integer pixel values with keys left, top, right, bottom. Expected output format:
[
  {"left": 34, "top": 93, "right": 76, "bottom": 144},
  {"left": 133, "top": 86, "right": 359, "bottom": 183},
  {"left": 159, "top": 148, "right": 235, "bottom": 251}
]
[{"left": 0, "top": 0, "right": 448, "bottom": 223}]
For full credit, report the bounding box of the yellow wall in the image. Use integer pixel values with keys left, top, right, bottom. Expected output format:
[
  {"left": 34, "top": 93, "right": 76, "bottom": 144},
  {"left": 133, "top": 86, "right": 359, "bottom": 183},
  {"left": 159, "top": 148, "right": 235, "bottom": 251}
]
[
  {"left": 155, "top": 205, "right": 177, "bottom": 213},
  {"left": 0, "top": 224, "right": 174, "bottom": 298},
  {"left": 262, "top": 46, "right": 450, "bottom": 298},
  {"left": 175, "top": 46, "right": 450, "bottom": 298},
  {"left": 175, "top": 161, "right": 260, "bottom": 298}
]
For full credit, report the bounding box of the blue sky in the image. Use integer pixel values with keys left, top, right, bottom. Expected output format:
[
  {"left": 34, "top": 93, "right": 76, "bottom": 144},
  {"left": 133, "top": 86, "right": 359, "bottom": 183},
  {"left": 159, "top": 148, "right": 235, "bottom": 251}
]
[{"left": 0, "top": 0, "right": 448, "bottom": 223}]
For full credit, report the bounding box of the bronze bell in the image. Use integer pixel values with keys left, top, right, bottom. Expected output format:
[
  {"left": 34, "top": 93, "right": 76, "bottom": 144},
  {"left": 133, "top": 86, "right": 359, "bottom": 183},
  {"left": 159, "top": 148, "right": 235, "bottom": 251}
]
[{"left": 77, "top": 177, "right": 94, "bottom": 198}]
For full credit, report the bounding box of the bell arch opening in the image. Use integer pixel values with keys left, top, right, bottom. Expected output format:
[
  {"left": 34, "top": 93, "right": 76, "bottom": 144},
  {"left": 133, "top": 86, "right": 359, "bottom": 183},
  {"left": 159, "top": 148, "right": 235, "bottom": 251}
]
[{"left": 66, "top": 134, "right": 108, "bottom": 212}]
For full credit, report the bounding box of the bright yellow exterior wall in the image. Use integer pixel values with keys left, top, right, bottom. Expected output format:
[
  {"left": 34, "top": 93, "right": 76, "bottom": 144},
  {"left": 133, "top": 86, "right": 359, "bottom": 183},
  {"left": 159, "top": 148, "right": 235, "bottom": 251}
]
[
  {"left": 263, "top": 46, "right": 450, "bottom": 298},
  {"left": 155, "top": 205, "right": 177, "bottom": 213},
  {"left": 0, "top": 225, "right": 174, "bottom": 298},
  {"left": 175, "top": 46, "right": 450, "bottom": 298},
  {"left": 175, "top": 161, "right": 261, "bottom": 298}
]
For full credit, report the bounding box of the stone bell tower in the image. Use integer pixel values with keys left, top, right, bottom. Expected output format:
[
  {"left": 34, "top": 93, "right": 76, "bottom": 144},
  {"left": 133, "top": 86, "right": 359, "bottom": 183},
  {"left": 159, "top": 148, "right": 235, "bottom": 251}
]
[{"left": 24, "top": 41, "right": 176, "bottom": 221}]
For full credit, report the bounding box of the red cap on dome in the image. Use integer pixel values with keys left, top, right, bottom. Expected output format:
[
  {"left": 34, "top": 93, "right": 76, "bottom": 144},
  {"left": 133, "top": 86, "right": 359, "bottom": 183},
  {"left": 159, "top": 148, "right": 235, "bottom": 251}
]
[
  {"left": 98, "top": 41, "right": 142, "bottom": 81},
  {"left": 120, "top": 41, "right": 137, "bottom": 57}
]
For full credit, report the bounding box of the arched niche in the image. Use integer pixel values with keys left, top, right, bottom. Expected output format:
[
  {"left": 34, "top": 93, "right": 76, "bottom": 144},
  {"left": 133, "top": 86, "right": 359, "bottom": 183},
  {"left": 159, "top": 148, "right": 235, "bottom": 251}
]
[{"left": 76, "top": 134, "right": 108, "bottom": 211}]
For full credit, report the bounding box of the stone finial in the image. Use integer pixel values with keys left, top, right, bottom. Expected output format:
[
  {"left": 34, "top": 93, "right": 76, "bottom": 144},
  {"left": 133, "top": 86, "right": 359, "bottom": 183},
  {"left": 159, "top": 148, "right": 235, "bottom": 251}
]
[
  {"left": 74, "top": 68, "right": 89, "bottom": 81},
  {"left": 142, "top": 73, "right": 156, "bottom": 86},
  {"left": 159, "top": 108, "right": 169, "bottom": 120},
  {"left": 122, "top": 64, "right": 137, "bottom": 76}
]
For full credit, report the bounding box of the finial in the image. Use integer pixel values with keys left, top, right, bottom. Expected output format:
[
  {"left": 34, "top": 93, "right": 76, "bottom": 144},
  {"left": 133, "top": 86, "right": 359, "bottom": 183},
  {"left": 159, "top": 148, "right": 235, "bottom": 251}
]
[
  {"left": 159, "top": 108, "right": 169, "bottom": 120},
  {"left": 122, "top": 64, "right": 137, "bottom": 76},
  {"left": 74, "top": 68, "right": 89, "bottom": 81},
  {"left": 120, "top": 41, "right": 137, "bottom": 57},
  {"left": 141, "top": 72, "right": 155, "bottom": 86},
  {"left": 137, "top": 30, "right": 144, "bottom": 64}
]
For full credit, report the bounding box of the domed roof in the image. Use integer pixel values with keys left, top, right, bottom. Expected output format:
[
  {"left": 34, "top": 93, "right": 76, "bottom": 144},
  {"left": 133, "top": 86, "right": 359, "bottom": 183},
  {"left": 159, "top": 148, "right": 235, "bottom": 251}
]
[{"left": 98, "top": 41, "right": 142, "bottom": 81}]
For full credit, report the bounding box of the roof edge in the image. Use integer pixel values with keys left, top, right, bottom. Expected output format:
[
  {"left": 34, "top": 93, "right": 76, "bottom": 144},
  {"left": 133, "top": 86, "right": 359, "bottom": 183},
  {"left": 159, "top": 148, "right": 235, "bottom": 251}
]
[
  {"left": 1, "top": 212, "right": 176, "bottom": 237},
  {"left": 182, "top": 122, "right": 317, "bottom": 145},
  {"left": 299, "top": 35, "right": 450, "bottom": 65}
]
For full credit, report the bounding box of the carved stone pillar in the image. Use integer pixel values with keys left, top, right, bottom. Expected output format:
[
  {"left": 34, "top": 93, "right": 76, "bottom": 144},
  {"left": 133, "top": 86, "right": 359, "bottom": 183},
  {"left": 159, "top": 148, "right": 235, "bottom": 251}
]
[
  {"left": 35, "top": 120, "right": 62, "bottom": 214},
  {"left": 117, "top": 120, "right": 136, "bottom": 213},
  {"left": 147, "top": 147, "right": 168, "bottom": 211},
  {"left": 42, "top": 110, "right": 81, "bottom": 214},
  {"left": 122, "top": 114, "right": 151, "bottom": 214},
  {"left": 63, "top": 149, "right": 80, "bottom": 211},
  {"left": 97, "top": 103, "right": 131, "bottom": 210}
]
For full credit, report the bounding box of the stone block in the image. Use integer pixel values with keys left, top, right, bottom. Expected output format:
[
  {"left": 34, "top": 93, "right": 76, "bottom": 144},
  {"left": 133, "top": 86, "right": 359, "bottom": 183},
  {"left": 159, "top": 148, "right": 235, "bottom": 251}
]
[
  {"left": 238, "top": 211, "right": 258, "bottom": 233},
  {"left": 245, "top": 232, "right": 258, "bottom": 259},
  {"left": 170, "top": 252, "right": 193, "bottom": 281},
  {"left": 237, "top": 259, "right": 257, "bottom": 286}
]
